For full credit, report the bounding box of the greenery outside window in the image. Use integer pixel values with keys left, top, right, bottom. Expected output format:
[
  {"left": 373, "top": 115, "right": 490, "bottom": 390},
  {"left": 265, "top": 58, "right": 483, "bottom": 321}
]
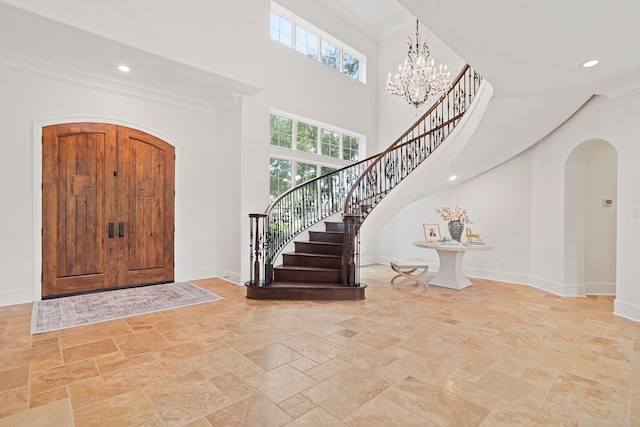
[
  {"left": 296, "top": 122, "right": 318, "bottom": 153},
  {"left": 321, "top": 129, "right": 340, "bottom": 158}
]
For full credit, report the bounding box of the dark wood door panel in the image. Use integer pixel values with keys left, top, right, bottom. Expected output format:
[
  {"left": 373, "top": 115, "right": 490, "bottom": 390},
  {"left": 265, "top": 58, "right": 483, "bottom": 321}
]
[
  {"left": 42, "top": 123, "right": 118, "bottom": 297},
  {"left": 42, "top": 123, "right": 174, "bottom": 297},
  {"left": 117, "top": 127, "right": 175, "bottom": 287}
]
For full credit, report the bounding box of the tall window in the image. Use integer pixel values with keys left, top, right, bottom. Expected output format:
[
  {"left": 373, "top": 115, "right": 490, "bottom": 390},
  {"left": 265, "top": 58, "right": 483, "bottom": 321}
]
[
  {"left": 269, "top": 111, "right": 365, "bottom": 200},
  {"left": 270, "top": 158, "right": 292, "bottom": 198},
  {"left": 270, "top": 3, "right": 367, "bottom": 83},
  {"left": 270, "top": 114, "right": 293, "bottom": 148}
]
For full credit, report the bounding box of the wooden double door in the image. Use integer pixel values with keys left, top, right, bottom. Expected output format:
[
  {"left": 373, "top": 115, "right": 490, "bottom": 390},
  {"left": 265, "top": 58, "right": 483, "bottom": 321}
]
[{"left": 42, "top": 123, "right": 175, "bottom": 298}]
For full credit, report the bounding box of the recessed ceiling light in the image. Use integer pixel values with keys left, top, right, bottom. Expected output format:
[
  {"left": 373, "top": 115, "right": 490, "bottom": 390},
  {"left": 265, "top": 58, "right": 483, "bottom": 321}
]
[
  {"left": 580, "top": 59, "right": 600, "bottom": 69},
  {"left": 117, "top": 65, "right": 131, "bottom": 72},
  {"left": 449, "top": 175, "right": 457, "bottom": 181}
]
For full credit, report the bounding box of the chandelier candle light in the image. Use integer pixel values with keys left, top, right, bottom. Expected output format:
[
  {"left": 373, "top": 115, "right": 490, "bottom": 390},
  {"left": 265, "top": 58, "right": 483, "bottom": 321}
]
[{"left": 385, "top": 19, "right": 451, "bottom": 112}]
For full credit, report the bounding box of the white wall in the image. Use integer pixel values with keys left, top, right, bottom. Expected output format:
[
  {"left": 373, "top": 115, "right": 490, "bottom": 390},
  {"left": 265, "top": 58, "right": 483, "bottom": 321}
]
[
  {"left": 373, "top": 147, "right": 532, "bottom": 285},
  {"left": 235, "top": 0, "right": 380, "bottom": 282},
  {"left": 0, "top": 65, "right": 219, "bottom": 305},
  {"left": 374, "top": 92, "right": 640, "bottom": 322},
  {"left": 584, "top": 142, "right": 617, "bottom": 292}
]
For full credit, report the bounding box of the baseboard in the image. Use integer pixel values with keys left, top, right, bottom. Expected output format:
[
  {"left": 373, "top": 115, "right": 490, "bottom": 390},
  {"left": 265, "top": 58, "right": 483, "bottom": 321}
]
[
  {"left": 529, "top": 275, "right": 585, "bottom": 297},
  {"left": 464, "top": 267, "right": 530, "bottom": 286},
  {"left": 0, "top": 288, "right": 35, "bottom": 307},
  {"left": 175, "top": 267, "right": 218, "bottom": 284},
  {"left": 613, "top": 298, "right": 640, "bottom": 323},
  {"left": 215, "top": 267, "right": 242, "bottom": 285},
  {"left": 585, "top": 282, "right": 616, "bottom": 295}
]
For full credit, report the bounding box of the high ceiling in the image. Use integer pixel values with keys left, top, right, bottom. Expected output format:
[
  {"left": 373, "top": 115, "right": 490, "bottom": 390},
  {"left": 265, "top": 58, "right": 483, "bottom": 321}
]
[
  {"left": 321, "top": 0, "right": 640, "bottom": 192},
  {"left": 1, "top": 0, "right": 638, "bottom": 184}
]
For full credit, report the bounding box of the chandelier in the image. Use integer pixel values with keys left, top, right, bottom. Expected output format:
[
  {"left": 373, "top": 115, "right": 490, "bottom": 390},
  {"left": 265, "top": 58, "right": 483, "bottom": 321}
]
[{"left": 385, "top": 20, "right": 451, "bottom": 112}]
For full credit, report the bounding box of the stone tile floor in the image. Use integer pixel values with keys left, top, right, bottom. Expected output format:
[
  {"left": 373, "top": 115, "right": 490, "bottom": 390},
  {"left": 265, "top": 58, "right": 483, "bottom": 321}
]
[{"left": 0, "top": 264, "right": 638, "bottom": 426}]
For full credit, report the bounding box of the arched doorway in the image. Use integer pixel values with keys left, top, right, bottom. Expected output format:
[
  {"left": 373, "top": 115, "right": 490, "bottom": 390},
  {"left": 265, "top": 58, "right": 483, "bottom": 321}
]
[
  {"left": 42, "top": 123, "right": 175, "bottom": 297},
  {"left": 565, "top": 139, "right": 617, "bottom": 296}
]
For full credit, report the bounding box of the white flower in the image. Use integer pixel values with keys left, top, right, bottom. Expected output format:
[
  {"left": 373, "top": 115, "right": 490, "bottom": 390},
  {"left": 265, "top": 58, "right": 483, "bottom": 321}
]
[{"left": 435, "top": 206, "right": 472, "bottom": 224}]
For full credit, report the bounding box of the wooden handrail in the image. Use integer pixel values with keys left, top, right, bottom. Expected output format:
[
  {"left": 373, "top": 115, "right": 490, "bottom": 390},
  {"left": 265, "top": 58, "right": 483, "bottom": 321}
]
[{"left": 343, "top": 64, "right": 471, "bottom": 215}]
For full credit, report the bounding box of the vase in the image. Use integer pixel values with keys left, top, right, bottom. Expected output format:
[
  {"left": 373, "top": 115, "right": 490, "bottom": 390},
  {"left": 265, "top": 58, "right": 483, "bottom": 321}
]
[{"left": 448, "top": 220, "right": 464, "bottom": 242}]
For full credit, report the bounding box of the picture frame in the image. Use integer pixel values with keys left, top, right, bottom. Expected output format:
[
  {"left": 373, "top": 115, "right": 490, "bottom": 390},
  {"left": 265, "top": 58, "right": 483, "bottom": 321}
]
[{"left": 423, "top": 223, "right": 442, "bottom": 242}]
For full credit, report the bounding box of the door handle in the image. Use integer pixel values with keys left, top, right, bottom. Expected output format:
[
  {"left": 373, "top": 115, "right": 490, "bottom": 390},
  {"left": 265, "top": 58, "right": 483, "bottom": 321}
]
[
  {"left": 108, "top": 223, "right": 115, "bottom": 238},
  {"left": 118, "top": 222, "right": 125, "bottom": 238}
]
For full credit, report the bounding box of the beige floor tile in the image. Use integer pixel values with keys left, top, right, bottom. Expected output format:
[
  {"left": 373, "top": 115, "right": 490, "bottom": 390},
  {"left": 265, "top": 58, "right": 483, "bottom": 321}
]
[
  {"left": 0, "top": 365, "right": 29, "bottom": 393},
  {"left": 58, "top": 321, "right": 133, "bottom": 348},
  {"left": 0, "top": 386, "right": 28, "bottom": 419},
  {"left": 543, "top": 371, "right": 629, "bottom": 424},
  {"left": 113, "top": 328, "right": 169, "bottom": 358},
  {"left": 245, "top": 342, "right": 302, "bottom": 370},
  {"left": 344, "top": 395, "right": 436, "bottom": 426},
  {"left": 282, "top": 332, "right": 345, "bottom": 363},
  {"left": 205, "top": 393, "right": 292, "bottom": 426},
  {"left": 210, "top": 372, "right": 256, "bottom": 402},
  {"left": 151, "top": 341, "right": 207, "bottom": 376},
  {"left": 279, "top": 393, "right": 317, "bottom": 418},
  {"left": 29, "top": 385, "right": 69, "bottom": 409},
  {"left": 146, "top": 370, "right": 230, "bottom": 426},
  {"left": 0, "top": 398, "right": 73, "bottom": 427},
  {"left": 246, "top": 364, "right": 316, "bottom": 403},
  {"left": 0, "top": 270, "right": 637, "bottom": 426},
  {"left": 73, "top": 389, "right": 162, "bottom": 426},
  {"left": 286, "top": 406, "right": 346, "bottom": 426},
  {"left": 69, "top": 359, "right": 169, "bottom": 409},
  {"left": 303, "top": 366, "right": 391, "bottom": 420},
  {"left": 62, "top": 338, "right": 120, "bottom": 364},
  {"left": 383, "top": 376, "right": 491, "bottom": 426},
  {"left": 30, "top": 359, "right": 99, "bottom": 395}
]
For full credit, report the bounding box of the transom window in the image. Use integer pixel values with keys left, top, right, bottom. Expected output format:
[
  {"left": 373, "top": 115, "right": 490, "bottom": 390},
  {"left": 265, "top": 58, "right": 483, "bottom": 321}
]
[{"left": 270, "top": 2, "right": 366, "bottom": 83}]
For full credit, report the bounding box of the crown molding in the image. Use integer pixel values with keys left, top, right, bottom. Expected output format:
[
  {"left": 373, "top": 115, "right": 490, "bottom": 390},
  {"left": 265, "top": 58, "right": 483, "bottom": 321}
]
[
  {"left": 598, "top": 71, "right": 640, "bottom": 102},
  {"left": 0, "top": 47, "right": 219, "bottom": 114}
]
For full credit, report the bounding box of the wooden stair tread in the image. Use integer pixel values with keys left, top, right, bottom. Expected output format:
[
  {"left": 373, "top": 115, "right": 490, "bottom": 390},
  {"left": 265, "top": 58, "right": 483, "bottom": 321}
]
[
  {"left": 274, "top": 265, "right": 340, "bottom": 272},
  {"left": 283, "top": 252, "right": 341, "bottom": 258},
  {"left": 298, "top": 241, "right": 342, "bottom": 245},
  {"left": 264, "top": 281, "right": 356, "bottom": 288}
]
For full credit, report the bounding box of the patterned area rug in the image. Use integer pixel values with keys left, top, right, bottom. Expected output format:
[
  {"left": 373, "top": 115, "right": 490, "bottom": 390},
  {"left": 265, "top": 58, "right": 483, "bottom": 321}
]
[{"left": 30, "top": 282, "right": 223, "bottom": 335}]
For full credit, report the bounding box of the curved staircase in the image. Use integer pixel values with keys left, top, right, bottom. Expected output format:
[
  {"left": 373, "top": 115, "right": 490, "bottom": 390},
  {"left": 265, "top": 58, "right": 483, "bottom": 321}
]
[{"left": 247, "top": 65, "right": 484, "bottom": 300}]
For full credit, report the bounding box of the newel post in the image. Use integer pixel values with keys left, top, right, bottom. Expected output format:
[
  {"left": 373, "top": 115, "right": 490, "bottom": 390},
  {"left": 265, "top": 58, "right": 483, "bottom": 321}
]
[
  {"left": 248, "top": 213, "right": 267, "bottom": 286},
  {"left": 342, "top": 213, "right": 361, "bottom": 286}
]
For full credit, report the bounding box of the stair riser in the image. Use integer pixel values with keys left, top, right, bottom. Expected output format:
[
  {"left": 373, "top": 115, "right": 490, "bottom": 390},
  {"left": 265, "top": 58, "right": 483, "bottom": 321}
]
[
  {"left": 274, "top": 269, "right": 342, "bottom": 282},
  {"left": 324, "top": 222, "right": 344, "bottom": 232},
  {"left": 246, "top": 285, "right": 365, "bottom": 301},
  {"left": 282, "top": 254, "right": 341, "bottom": 268},
  {"left": 308, "top": 231, "right": 343, "bottom": 243},
  {"left": 294, "top": 242, "right": 342, "bottom": 255}
]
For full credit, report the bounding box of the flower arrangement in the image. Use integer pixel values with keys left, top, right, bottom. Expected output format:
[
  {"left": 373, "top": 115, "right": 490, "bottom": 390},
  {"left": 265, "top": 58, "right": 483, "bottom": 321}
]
[{"left": 436, "top": 205, "right": 472, "bottom": 223}]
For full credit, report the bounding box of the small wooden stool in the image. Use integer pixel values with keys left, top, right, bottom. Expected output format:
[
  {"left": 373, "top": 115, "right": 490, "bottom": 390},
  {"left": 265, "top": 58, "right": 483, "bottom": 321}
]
[{"left": 390, "top": 258, "right": 429, "bottom": 288}]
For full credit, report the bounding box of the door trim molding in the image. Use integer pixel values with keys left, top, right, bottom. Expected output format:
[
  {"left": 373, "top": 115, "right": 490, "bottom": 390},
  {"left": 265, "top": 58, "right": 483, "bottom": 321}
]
[{"left": 32, "top": 118, "right": 181, "bottom": 301}]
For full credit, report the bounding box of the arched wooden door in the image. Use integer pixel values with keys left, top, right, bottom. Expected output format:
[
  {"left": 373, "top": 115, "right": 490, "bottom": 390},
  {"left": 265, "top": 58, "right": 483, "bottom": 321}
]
[{"left": 42, "top": 123, "right": 175, "bottom": 298}]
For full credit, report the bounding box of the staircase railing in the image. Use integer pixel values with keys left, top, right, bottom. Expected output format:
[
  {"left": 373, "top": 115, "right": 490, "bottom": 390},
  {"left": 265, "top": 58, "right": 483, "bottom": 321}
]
[
  {"left": 342, "top": 64, "right": 483, "bottom": 285},
  {"left": 249, "top": 64, "right": 482, "bottom": 287},
  {"left": 248, "top": 155, "right": 378, "bottom": 286}
]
